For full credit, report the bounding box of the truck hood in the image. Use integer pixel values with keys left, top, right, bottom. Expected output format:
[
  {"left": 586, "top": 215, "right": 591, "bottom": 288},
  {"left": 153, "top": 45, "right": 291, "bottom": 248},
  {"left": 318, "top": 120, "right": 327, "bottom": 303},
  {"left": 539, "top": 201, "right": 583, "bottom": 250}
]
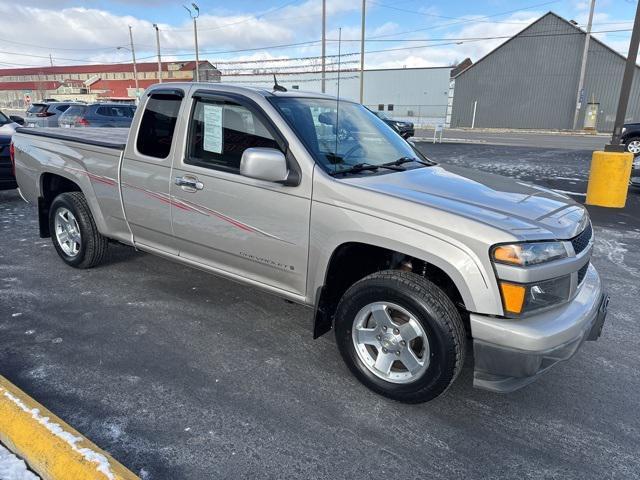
[{"left": 347, "top": 164, "right": 588, "bottom": 240}]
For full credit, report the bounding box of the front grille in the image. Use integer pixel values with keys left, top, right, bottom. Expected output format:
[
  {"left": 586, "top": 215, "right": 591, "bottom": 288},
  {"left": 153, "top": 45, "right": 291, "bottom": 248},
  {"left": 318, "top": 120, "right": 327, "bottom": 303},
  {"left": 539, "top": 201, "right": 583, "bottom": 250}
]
[
  {"left": 577, "top": 262, "right": 589, "bottom": 285},
  {"left": 571, "top": 222, "right": 592, "bottom": 255}
]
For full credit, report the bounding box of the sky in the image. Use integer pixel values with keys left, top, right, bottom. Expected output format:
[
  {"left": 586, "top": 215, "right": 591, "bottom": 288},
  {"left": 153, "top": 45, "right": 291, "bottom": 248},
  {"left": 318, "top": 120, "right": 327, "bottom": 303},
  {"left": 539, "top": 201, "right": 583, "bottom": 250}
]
[{"left": 0, "top": 0, "right": 636, "bottom": 74}]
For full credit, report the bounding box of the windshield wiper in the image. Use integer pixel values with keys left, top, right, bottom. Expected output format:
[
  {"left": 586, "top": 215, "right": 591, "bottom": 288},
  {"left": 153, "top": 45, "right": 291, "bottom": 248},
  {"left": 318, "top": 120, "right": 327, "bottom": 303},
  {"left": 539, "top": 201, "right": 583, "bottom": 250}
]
[
  {"left": 382, "top": 156, "right": 436, "bottom": 168},
  {"left": 329, "top": 162, "right": 405, "bottom": 176}
]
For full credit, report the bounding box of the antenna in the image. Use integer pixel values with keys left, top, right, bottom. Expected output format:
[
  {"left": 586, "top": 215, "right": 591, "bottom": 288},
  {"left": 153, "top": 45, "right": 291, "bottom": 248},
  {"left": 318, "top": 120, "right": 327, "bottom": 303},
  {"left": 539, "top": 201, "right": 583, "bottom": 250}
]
[
  {"left": 273, "top": 74, "right": 287, "bottom": 92},
  {"left": 334, "top": 27, "right": 342, "bottom": 172}
]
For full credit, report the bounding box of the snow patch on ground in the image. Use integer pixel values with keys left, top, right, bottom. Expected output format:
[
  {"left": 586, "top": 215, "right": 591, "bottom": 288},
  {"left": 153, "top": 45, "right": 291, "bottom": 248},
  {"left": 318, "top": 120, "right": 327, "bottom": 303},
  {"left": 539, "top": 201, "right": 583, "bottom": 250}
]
[
  {"left": 594, "top": 228, "right": 640, "bottom": 279},
  {"left": 0, "top": 389, "right": 116, "bottom": 480},
  {"left": 0, "top": 443, "right": 39, "bottom": 480}
]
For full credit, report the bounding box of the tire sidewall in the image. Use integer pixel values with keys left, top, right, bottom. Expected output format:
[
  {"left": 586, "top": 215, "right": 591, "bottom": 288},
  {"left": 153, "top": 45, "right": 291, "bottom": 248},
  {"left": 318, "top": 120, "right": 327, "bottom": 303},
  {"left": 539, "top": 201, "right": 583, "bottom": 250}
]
[
  {"left": 49, "top": 194, "right": 88, "bottom": 267},
  {"left": 335, "top": 279, "right": 457, "bottom": 400}
]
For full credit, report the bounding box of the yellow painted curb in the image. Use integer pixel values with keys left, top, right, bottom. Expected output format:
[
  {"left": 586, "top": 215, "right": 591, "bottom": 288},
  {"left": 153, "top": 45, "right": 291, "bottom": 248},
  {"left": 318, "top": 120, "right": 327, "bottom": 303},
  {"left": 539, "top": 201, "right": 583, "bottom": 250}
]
[{"left": 0, "top": 376, "right": 139, "bottom": 480}]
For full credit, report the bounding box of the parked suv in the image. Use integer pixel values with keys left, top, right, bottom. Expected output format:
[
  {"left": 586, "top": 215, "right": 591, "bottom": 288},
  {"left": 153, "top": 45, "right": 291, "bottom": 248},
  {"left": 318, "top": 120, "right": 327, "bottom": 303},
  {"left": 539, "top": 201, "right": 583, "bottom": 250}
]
[
  {"left": 58, "top": 103, "right": 136, "bottom": 128},
  {"left": 24, "top": 102, "right": 83, "bottom": 128},
  {"left": 371, "top": 110, "right": 415, "bottom": 139}
]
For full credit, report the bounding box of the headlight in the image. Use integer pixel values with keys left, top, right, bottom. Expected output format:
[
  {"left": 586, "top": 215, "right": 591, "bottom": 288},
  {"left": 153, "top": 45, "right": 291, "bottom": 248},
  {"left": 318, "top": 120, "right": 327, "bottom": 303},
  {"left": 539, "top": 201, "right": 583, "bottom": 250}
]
[
  {"left": 499, "top": 276, "right": 572, "bottom": 315},
  {"left": 492, "top": 241, "right": 572, "bottom": 316},
  {"left": 492, "top": 241, "right": 568, "bottom": 267}
]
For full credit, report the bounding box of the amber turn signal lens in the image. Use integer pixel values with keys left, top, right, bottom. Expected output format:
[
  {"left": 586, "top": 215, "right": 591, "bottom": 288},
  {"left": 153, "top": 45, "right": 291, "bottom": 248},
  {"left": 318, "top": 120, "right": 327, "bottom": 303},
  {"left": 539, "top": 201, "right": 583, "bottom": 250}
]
[
  {"left": 499, "top": 282, "right": 526, "bottom": 314},
  {"left": 493, "top": 245, "right": 523, "bottom": 265}
]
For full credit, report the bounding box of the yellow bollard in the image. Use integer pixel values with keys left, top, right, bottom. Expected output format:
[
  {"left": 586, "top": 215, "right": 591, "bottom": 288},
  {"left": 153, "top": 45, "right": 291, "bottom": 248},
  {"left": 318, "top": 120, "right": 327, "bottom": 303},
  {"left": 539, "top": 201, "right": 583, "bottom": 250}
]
[{"left": 585, "top": 151, "right": 633, "bottom": 208}]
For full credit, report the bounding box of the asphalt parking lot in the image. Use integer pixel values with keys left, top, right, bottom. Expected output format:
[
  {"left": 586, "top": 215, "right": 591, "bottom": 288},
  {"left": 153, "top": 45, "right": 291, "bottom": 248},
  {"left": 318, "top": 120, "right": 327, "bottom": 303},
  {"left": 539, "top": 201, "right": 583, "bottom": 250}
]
[{"left": 1, "top": 134, "right": 639, "bottom": 479}]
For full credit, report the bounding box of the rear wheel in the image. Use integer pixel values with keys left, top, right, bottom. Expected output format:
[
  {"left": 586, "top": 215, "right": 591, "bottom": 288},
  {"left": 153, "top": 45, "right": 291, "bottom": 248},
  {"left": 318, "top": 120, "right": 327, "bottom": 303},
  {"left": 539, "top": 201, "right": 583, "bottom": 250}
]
[
  {"left": 334, "top": 270, "right": 466, "bottom": 403},
  {"left": 49, "top": 192, "right": 108, "bottom": 268}
]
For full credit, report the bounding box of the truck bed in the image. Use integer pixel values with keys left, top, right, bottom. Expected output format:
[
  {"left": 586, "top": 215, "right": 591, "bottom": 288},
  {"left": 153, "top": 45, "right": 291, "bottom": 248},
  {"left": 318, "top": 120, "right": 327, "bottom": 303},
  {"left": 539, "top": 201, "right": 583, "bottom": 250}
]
[{"left": 16, "top": 127, "right": 129, "bottom": 150}]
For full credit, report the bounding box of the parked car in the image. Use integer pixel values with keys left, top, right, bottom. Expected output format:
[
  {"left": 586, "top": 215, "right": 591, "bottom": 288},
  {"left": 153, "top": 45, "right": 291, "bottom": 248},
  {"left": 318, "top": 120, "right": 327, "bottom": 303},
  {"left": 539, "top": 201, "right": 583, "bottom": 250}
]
[
  {"left": 24, "top": 102, "right": 83, "bottom": 128},
  {"left": 371, "top": 110, "right": 415, "bottom": 139},
  {"left": 11, "top": 84, "right": 607, "bottom": 403},
  {"left": 622, "top": 123, "right": 640, "bottom": 156},
  {"left": 0, "top": 110, "right": 20, "bottom": 189},
  {"left": 620, "top": 123, "right": 640, "bottom": 187},
  {"left": 58, "top": 103, "right": 136, "bottom": 128}
]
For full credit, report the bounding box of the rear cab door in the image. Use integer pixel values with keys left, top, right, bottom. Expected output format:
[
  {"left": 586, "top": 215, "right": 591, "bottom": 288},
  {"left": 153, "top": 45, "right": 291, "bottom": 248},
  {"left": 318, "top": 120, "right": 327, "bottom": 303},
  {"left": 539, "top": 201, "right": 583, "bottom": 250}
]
[{"left": 121, "top": 88, "right": 187, "bottom": 254}]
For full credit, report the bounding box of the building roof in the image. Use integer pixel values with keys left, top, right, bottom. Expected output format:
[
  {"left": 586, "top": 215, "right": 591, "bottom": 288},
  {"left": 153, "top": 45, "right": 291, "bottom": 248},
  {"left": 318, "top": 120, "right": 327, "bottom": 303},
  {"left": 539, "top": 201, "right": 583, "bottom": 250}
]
[
  {"left": 91, "top": 78, "right": 186, "bottom": 97},
  {"left": 0, "top": 60, "right": 218, "bottom": 78},
  {"left": 0, "top": 81, "right": 62, "bottom": 91},
  {"left": 453, "top": 11, "right": 639, "bottom": 79}
]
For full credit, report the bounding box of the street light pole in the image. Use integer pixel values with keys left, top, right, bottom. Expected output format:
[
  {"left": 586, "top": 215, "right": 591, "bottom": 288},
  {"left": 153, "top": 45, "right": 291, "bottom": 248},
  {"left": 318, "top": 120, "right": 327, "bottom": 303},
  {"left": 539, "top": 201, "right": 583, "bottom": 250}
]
[
  {"left": 321, "top": 0, "right": 326, "bottom": 93},
  {"left": 572, "top": 0, "right": 596, "bottom": 130},
  {"left": 184, "top": 3, "right": 201, "bottom": 82},
  {"left": 359, "top": 0, "right": 366, "bottom": 104},
  {"left": 606, "top": 0, "right": 640, "bottom": 151},
  {"left": 153, "top": 24, "right": 163, "bottom": 84},
  {"left": 128, "top": 26, "right": 140, "bottom": 99}
]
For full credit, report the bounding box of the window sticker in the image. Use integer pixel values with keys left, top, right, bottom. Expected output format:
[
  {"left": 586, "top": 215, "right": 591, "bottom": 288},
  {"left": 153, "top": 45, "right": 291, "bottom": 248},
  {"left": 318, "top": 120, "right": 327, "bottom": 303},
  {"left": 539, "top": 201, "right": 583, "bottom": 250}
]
[{"left": 203, "top": 104, "right": 223, "bottom": 154}]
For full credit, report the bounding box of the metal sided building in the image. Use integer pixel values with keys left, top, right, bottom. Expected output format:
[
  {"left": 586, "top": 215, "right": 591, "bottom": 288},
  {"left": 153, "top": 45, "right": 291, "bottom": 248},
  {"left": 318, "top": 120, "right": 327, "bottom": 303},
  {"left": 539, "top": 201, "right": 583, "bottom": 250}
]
[
  {"left": 451, "top": 12, "right": 640, "bottom": 132},
  {"left": 222, "top": 66, "right": 453, "bottom": 126}
]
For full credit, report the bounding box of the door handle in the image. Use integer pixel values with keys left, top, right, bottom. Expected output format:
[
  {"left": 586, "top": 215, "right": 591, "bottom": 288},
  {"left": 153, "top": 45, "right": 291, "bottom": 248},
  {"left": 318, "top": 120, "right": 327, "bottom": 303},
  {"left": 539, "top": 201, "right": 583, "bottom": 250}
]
[{"left": 175, "top": 176, "right": 204, "bottom": 191}]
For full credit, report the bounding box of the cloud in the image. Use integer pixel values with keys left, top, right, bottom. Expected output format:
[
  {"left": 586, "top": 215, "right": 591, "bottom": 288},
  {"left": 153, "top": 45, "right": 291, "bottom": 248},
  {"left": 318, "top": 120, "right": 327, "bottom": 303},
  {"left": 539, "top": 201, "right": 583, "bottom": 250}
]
[
  {"left": 0, "top": 0, "right": 361, "bottom": 68},
  {"left": 0, "top": 0, "right": 631, "bottom": 75}
]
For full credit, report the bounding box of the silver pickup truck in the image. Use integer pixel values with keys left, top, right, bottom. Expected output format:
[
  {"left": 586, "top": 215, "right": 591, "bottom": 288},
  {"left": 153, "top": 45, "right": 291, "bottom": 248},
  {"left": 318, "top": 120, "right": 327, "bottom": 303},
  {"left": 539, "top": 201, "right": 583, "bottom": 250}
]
[{"left": 11, "top": 83, "right": 608, "bottom": 403}]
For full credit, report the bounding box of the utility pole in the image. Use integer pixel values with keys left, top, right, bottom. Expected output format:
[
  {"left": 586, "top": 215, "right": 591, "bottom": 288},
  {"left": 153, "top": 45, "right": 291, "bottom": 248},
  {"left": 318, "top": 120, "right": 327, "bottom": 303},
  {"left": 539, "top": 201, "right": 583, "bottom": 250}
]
[
  {"left": 572, "top": 0, "right": 596, "bottom": 130},
  {"left": 607, "top": 0, "right": 640, "bottom": 150},
  {"left": 153, "top": 24, "right": 163, "bottom": 83},
  {"left": 184, "top": 4, "right": 201, "bottom": 82},
  {"left": 128, "top": 26, "right": 140, "bottom": 99},
  {"left": 49, "top": 54, "right": 53, "bottom": 67},
  {"left": 359, "top": 0, "right": 366, "bottom": 104},
  {"left": 321, "top": 0, "right": 326, "bottom": 93},
  {"left": 585, "top": 0, "right": 639, "bottom": 208}
]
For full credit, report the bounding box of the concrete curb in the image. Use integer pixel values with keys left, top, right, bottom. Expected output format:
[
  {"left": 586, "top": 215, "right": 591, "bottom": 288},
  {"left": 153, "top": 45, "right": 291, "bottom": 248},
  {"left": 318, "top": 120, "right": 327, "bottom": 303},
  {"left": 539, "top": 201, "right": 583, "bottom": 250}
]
[
  {"left": 0, "top": 376, "right": 138, "bottom": 480},
  {"left": 415, "top": 127, "right": 610, "bottom": 137}
]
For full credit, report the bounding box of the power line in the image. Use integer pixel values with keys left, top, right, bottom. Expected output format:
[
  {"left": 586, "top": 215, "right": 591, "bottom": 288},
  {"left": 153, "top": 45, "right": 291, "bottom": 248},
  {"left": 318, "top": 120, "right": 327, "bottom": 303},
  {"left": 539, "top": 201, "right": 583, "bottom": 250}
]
[
  {"left": 367, "top": 0, "right": 561, "bottom": 40},
  {"left": 167, "top": 0, "right": 301, "bottom": 32},
  {"left": 329, "top": 28, "right": 633, "bottom": 42},
  {"left": 369, "top": 0, "right": 558, "bottom": 22},
  {"left": 0, "top": 37, "right": 125, "bottom": 52}
]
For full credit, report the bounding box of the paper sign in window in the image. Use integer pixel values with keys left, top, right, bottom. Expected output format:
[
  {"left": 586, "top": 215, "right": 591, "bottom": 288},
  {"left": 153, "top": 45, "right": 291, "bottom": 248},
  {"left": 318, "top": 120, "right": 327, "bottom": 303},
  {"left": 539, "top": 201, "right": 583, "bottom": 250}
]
[{"left": 203, "top": 104, "right": 223, "bottom": 154}]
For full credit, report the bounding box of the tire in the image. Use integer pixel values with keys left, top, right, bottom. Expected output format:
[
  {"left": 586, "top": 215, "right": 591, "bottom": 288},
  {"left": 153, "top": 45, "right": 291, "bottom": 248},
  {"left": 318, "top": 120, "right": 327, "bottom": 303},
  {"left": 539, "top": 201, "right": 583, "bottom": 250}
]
[
  {"left": 625, "top": 137, "right": 640, "bottom": 157},
  {"left": 49, "top": 192, "right": 108, "bottom": 268},
  {"left": 334, "top": 270, "right": 466, "bottom": 403}
]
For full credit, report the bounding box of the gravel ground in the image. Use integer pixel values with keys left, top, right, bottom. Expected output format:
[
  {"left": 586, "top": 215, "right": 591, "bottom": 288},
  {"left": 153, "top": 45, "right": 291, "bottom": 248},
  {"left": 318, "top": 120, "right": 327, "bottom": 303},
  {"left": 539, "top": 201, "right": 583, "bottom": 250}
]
[{"left": 1, "top": 142, "right": 639, "bottom": 479}]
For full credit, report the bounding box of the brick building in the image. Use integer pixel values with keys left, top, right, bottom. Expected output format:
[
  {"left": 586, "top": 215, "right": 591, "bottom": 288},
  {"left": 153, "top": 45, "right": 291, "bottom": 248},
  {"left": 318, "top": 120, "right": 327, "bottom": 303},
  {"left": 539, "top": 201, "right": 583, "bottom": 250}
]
[{"left": 0, "top": 60, "right": 220, "bottom": 108}]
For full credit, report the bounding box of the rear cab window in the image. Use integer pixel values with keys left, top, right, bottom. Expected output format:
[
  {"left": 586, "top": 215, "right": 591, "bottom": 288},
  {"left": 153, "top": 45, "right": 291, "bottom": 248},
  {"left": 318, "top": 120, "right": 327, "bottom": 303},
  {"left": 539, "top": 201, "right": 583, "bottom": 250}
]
[{"left": 136, "top": 92, "right": 183, "bottom": 159}]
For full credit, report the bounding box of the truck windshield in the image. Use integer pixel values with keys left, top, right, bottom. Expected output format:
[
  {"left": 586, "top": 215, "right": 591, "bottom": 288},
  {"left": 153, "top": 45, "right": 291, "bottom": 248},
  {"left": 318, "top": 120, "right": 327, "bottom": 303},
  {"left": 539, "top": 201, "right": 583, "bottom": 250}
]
[{"left": 270, "top": 97, "right": 429, "bottom": 175}]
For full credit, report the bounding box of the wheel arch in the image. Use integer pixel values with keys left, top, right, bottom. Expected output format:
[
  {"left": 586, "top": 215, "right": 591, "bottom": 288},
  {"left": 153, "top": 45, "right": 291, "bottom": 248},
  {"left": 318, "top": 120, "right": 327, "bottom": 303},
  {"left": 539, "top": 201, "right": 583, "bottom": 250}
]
[
  {"left": 312, "top": 239, "right": 482, "bottom": 339},
  {"left": 38, "top": 172, "right": 108, "bottom": 238}
]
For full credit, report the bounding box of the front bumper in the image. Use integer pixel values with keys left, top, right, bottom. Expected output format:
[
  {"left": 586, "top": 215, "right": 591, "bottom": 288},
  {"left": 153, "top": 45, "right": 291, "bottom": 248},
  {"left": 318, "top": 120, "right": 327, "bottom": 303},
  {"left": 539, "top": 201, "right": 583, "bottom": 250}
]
[{"left": 471, "top": 264, "right": 608, "bottom": 393}]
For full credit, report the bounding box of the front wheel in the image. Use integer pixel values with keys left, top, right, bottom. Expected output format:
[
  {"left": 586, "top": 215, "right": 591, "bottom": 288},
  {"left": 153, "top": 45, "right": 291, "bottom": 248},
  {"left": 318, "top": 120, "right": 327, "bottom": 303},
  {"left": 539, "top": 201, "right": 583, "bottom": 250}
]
[
  {"left": 334, "top": 270, "right": 466, "bottom": 403},
  {"left": 49, "top": 192, "right": 108, "bottom": 268}
]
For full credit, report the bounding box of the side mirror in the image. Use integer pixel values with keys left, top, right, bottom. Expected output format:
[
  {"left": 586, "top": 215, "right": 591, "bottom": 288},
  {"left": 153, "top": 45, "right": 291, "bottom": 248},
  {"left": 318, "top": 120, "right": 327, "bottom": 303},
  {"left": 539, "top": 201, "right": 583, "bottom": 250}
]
[
  {"left": 240, "top": 147, "right": 289, "bottom": 183},
  {"left": 10, "top": 115, "right": 25, "bottom": 125}
]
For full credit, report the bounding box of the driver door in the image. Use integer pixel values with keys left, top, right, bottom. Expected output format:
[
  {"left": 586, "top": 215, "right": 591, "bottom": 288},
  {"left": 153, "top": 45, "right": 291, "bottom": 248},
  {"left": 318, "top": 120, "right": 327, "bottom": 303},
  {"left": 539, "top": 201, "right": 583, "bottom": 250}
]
[{"left": 169, "top": 92, "right": 311, "bottom": 296}]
